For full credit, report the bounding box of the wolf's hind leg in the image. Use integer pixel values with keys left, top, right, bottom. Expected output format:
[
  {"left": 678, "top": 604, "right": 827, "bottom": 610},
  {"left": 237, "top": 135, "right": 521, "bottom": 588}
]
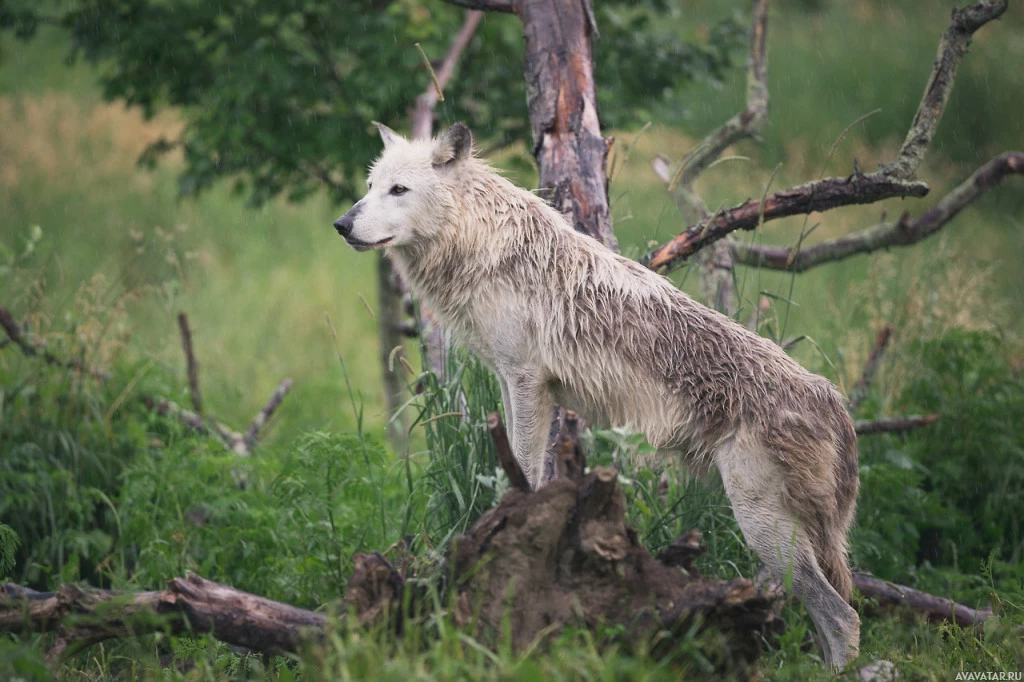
[{"left": 716, "top": 441, "right": 860, "bottom": 669}]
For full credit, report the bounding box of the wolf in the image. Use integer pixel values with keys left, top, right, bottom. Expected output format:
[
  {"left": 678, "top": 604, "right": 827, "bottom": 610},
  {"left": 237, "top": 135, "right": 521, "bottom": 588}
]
[{"left": 333, "top": 122, "right": 861, "bottom": 668}]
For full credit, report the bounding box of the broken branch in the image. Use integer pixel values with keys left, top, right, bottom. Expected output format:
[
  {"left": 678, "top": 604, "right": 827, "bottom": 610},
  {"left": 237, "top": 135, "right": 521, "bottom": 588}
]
[
  {"left": 732, "top": 152, "right": 1024, "bottom": 272},
  {"left": 487, "top": 412, "right": 531, "bottom": 492},
  {"left": 847, "top": 325, "right": 893, "bottom": 414},
  {"left": 411, "top": 10, "right": 485, "bottom": 140},
  {"left": 882, "top": 0, "right": 1009, "bottom": 181},
  {"left": 441, "top": 0, "right": 513, "bottom": 13},
  {"left": 649, "top": 0, "right": 771, "bottom": 315},
  {"left": 854, "top": 414, "right": 940, "bottom": 436},
  {"left": 643, "top": 0, "right": 1009, "bottom": 274},
  {"left": 852, "top": 571, "right": 1018, "bottom": 630},
  {"left": 243, "top": 378, "right": 294, "bottom": 451},
  {"left": 177, "top": 313, "right": 202, "bottom": 414},
  {"left": 0, "top": 306, "right": 110, "bottom": 381},
  {"left": 141, "top": 396, "right": 249, "bottom": 454},
  {"left": 642, "top": 173, "right": 929, "bottom": 272},
  {"left": 673, "top": 0, "right": 770, "bottom": 191},
  {"left": 0, "top": 576, "right": 326, "bottom": 662}
]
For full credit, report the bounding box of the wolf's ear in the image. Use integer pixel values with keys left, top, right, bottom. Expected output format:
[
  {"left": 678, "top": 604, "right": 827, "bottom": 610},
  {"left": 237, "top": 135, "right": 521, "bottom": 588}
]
[
  {"left": 432, "top": 122, "right": 472, "bottom": 168},
  {"left": 376, "top": 122, "right": 404, "bottom": 149}
]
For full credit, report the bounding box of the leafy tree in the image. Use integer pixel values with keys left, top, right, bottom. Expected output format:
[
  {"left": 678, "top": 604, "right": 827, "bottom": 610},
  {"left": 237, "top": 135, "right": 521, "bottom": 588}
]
[{"left": 0, "top": 0, "right": 743, "bottom": 206}]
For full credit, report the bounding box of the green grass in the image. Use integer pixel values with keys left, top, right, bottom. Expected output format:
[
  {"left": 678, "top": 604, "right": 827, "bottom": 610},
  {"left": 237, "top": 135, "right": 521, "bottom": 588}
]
[{"left": 2, "top": 1, "right": 1024, "bottom": 679}]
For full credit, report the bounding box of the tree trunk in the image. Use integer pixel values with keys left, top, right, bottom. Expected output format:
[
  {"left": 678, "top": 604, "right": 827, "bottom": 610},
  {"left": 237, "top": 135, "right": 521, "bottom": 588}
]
[{"left": 519, "top": 0, "right": 616, "bottom": 249}]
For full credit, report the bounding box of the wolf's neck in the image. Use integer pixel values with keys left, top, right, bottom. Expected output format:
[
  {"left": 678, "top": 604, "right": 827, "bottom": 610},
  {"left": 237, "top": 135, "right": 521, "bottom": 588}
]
[
  {"left": 387, "top": 232, "right": 486, "bottom": 327},
  {"left": 389, "top": 176, "right": 562, "bottom": 322}
]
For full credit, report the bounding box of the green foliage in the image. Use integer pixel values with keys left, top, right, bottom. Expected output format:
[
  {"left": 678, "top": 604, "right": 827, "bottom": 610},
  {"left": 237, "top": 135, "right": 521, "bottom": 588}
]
[
  {"left": 852, "top": 329, "right": 1024, "bottom": 598},
  {"left": 900, "top": 331, "right": 1024, "bottom": 567},
  {"left": 118, "top": 428, "right": 403, "bottom": 606},
  {"left": 0, "top": 0, "right": 743, "bottom": 207},
  {"left": 0, "top": 522, "right": 19, "bottom": 579},
  {"left": 0, "top": 237, "right": 144, "bottom": 588}
]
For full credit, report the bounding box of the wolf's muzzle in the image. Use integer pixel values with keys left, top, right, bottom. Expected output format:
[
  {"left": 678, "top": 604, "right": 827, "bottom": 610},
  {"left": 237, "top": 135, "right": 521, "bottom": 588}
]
[{"left": 333, "top": 202, "right": 363, "bottom": 238}]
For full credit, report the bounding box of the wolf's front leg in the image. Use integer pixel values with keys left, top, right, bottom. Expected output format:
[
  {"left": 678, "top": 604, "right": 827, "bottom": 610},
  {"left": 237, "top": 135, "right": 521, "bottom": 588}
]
[
  {"left": 498, "top": 376, "right": 514, "bottom": 440},
  {"left": 504, "top": 372, "right": 553, "bottom": 490}
]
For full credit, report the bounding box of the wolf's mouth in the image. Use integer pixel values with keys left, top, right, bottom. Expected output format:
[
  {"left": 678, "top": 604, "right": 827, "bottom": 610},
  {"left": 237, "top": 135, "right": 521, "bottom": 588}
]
[{"left": 343, "top": 236, "right": 394, "bottom": 251}]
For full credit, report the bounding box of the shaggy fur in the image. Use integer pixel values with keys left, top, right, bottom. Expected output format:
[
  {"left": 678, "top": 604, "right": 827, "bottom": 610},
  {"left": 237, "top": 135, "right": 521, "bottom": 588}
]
[{"left": 333, "top": 123, "right": 861, "bottom": 668}]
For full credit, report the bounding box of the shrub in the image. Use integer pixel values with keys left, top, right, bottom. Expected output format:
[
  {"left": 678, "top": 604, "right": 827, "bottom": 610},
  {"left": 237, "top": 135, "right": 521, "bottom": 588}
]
[{"left": 853, "top": 329, "right": 1024, "bottom": 595}]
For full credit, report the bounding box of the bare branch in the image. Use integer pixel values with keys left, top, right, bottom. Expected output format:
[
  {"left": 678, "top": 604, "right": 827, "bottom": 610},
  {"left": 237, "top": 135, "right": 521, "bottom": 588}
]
[
  {"left": 641, "top": 174, "right": 928, "bottom": 273},
  {"left": 854, "top": 414, "right": 940, "bottom": 436},
  {"left": 440, "top": 0, "right": 514, "bottom": 13},
  {"left": 177, "top": 313, "right": 203, "bottom": 414},
  {"left": 411, "top": 11, "right": 485, "bottom": 140},
  {"left": 0, "top": 576, "right": 326, "bottom": 662},
  {"left": 244, "top": 378, "right": 294, "bottom": 451},
  {"left": 378, "top": 258, "right": 411, "bottom": 449},
  {"left": 847, "top": 325, "right": 893, "bottom": 414},
  {"left": 488, "top": 412, "right": 531, "bottom": 492},
  {"left": 852, "top": 571, "right": 1019, "bottom": 630},
  {"left": 643, "top": 0, "right": 1009, "bottom": 275},
  {"left": 675, "top": 0, "right": 770, "bottom": 190},
  {"left": 882, "top": 0, "right": 1009, "bottom": 180},
  {"left": 141, "top": 396, "right": 250, "bottom": 455},
  {"left": 0, "top": 306, "right": 110, "bottom": 381},
  {"left": 649, "top": 0, "right": 770, "bottom": 314},
  {"left": 732, "top": 152, "right": 1024, "bottom": 272}
]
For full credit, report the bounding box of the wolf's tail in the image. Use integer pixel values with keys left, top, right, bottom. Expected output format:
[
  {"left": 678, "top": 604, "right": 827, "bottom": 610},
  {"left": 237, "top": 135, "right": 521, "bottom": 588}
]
[{"left": 814, "top": 415, "right": 859, "bottom": 602}]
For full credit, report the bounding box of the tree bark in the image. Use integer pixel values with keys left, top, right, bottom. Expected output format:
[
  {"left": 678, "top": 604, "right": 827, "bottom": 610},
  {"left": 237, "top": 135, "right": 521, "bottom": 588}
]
[
  {"left": 852, "top": 571, "right": 1020, "bottom": 630},
  {"left": 731, "top": 151, "right": 1024, "bottom": 273},
  {"left": 1, "top": 576, "right": 326, "bottom": 662},
  {"left": 377, "top": 256, "right": 409, "bottom": 450},
  {"left": 642, "top": 173, "right": 929, "bottom": 273},
  {"left": 518, "top": 0, "right": 616, "bottom": 249},
  {"left": 854, "top": 414, "right": 940, "bottom": 436}
]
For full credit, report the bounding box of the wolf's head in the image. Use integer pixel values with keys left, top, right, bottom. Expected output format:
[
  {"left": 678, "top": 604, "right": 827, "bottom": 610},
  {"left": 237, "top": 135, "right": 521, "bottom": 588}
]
[{"left": 333, "top": 122, "right": 473, "bottom": 252}]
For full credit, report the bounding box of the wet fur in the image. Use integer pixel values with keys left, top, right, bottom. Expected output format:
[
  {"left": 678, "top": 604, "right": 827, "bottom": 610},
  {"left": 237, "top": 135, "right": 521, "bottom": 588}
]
[{"left": 335, "top": 123, "right": 861, "bottom": 668}]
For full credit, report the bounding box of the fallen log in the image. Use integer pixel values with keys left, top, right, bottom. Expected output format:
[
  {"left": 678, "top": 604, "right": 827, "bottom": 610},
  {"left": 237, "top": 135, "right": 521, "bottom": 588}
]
[
  {"left": 0, "top": 576, "right": 327, "bottom": 662},
  {"left": 852, "top": 572, "right": 1020, "bottom": 631}
]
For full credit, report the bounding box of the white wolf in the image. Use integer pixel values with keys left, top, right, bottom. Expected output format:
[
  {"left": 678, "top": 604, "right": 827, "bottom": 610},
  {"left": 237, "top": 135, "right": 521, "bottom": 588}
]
[{"left": 333, "top": 122, "right": 861, "bottom": 668}]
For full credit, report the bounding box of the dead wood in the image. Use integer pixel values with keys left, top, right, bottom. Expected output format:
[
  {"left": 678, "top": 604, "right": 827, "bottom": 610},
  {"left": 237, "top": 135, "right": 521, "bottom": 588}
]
[
  {"left": 0, "top": 576, "right": 327, "bottom": 663},
  {"left": 516, "top": 0, "right": 615, "bottom": 248},
  {"left": 445, "top": 428, "right": 780, "bottom": 671},
  {"left": 854, "top": 414, "right": 941, "bottom": 436},
  {"left": 0, "top": 306, "right": 110, "bottom": 380},
  {"left": 177, "top": 313, "right": 202, "bottom": 414},
  {"left": 154, "top": 314, "right": 292, "bottom": 456},
  {"left": 852, "top": 571, "right": 1020, "bottom": 631},
  {"left": 643, "top": 0, "right": 1009, "bottom": 274},
  {"left": 650, "top": 0, "right": 771, "bottom": 315},
  {"left": 487, "top": 412, "right": 531, "bottom": 493},
  {"left": 642, "top": 174, "right": 929, "bottom": 273},
  {"left": 448, "top": 474, "right": 778, "bottom": 669},
  {"left": 411, "top": 10, "right": 484, "bottom": 141},
  {"left": 732, "top": 151, "right": 1024, "bottom": 272},
  {"left": 847, "top": 325, "right": 893, "bottom": 414}
]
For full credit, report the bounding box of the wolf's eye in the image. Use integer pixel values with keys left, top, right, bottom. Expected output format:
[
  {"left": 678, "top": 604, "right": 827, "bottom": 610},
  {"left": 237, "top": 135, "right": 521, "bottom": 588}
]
[{"left": 390, "top": 185, "right": 408, "bottom": 196}]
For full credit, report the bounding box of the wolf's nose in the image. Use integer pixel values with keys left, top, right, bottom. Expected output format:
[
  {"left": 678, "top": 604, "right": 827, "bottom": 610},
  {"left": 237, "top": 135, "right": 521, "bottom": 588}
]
[{"left": 333, "top": 215, "right": 353, "bottom": 238}]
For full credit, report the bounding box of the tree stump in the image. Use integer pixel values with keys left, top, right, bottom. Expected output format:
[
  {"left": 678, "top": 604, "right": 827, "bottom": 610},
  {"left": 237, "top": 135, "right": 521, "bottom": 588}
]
[{"left": 347, "top": 413, "right": 781, "bottom": 674}]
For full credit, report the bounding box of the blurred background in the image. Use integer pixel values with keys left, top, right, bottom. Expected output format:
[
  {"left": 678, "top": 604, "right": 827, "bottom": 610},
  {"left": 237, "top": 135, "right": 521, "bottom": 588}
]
[{"left": 1, "top": 0, "right": 1022, "bottom": 678}]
